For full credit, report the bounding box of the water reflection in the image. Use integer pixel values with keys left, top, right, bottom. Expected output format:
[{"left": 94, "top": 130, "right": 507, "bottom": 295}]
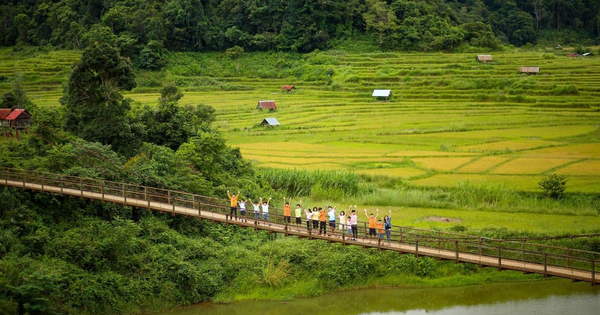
[{"left": 161, "top": 280, "right": 600, "bottom": 315}]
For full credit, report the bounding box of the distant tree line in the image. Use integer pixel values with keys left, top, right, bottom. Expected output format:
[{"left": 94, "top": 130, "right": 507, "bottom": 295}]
[{"left": 1, "top": 0, "right": 599, "bottom": 64}]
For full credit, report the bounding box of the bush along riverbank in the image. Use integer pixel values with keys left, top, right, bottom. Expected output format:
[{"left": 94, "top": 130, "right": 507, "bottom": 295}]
[{"left": 0, "top": 188, "right": 544, "bottom": 315}]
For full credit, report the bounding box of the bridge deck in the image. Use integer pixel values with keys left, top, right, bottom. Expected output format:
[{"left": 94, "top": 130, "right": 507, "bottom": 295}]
[{"left": 2, "top": 176, "right": 597, "bottom": 285}]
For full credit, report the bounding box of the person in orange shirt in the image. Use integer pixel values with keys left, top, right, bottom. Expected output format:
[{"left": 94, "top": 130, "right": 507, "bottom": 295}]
[
  {"left": 318, "top": 207, "right": 327, "bottom": 235},
  {"left": 364, "top": 208, "right": 379, "bottom": 243},
  {"left": 376, "top": 219, "right": 384, "bottom": 242},
  {"left": 283, "top": 197, "right": 292, "bottom": 224},
  {"left": 227, "top": 190, "right": 240, "bottom": 221}
]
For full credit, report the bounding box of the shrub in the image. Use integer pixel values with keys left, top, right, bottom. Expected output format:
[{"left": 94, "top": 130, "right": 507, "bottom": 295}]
[
  {"left": 539, "top": 174, "right": 567, "bottom": 199},
  {"left": 551, "top": 85, "right": 579, "bottom": 96}
]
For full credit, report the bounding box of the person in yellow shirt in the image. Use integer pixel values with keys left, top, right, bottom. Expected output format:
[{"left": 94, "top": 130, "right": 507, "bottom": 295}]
[
  {"left": 227, "top": 190, "right": 240, "bottom": 221},
  {"left": 294, "top": 200, "right": 303, "bottom": 228},
  {"left": 364, "top": 208, "right": 379, "bottom": 243}
]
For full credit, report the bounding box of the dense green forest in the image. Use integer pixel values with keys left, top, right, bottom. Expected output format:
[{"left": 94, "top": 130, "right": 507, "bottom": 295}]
[{"left": 1, "top": 0, "right": 599, "bottom": 68}]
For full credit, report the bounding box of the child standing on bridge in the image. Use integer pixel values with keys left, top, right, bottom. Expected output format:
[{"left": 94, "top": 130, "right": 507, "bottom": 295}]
[
  {"left": 295, "top": 201, "right": 303, "bottom": 228},
  {"left": 283, "top": 197, "right": 292, "bottom": 225},
  {"left": 261, "top": 197, "right": 271, "bottom": 225},
  {"left": 227, "top": 190, "right": 240, "bottom": 221},
  {"left": 365, "top": 208, "right": 379, "bottom": 243},
  {"left": 239, "top": 199, "right": 247, "bottom": 223},
  {"left": 249, "top": 198, "right": 261, "bottom": 223}
]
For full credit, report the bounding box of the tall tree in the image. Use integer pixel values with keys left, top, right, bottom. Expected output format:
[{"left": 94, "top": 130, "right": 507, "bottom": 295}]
[{"left": 61, "top": 25, "right": 143, "bottom": 156}]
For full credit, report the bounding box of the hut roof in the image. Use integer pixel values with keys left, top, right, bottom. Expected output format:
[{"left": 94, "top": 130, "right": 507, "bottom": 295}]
[
  {"left": 5, "top": 109, "right": 30, "bottom": 120},
  {"left": 477, "top": 55, "right": 493, "bottom": 61},
  {"left": 261, "top": 118, "right": 280, "bottom": 126},
  {"left": 567, "top": 53, "right": 579, "bottom": 58},
  {"left": 520, "top": 67, "right": 540, "bottom": 73},
  {"left": 0, "top": 109, "right": 12, "bottom": 120},
  {"left": 257, "top": 100, "right": 277, "bottom": 110},
  {"left": 372, "top": 90, "right": 392, "bottom": 97},
  {"left": 281, "top": 85, "right": 295, "bottom": 91}
]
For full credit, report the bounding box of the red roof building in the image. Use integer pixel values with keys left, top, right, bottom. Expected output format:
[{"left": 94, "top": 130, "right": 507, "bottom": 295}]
[
  {"left": 256, "top": 100, "right": 277, "bottom": 110},
  {"left": 0, "top": 108, "right": 32, "bottom": 130},
  {"left": 0, "top": 109, "right": 11, "bottom": 120},
  {"left": 281, "top": 85, "right": 296, "bottom": 91}
]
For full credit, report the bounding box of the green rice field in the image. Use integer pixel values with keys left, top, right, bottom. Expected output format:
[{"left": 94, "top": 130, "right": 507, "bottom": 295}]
[{"left": 2, "top": 47, "right": 600, "bottom": 193}]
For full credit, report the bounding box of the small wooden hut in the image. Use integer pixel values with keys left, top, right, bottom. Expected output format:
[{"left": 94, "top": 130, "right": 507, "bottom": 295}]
[
  {"left": 261, "top": 118, "right": 280, "bottom": 127},
  {"left": 256, "top": 100, "right": 277, "bottom": 110},
  {"left": 281, "top": 85, "right": 296, "bottom": 92},
  {"left": 477, "top": 55, "right": 493, "bottom": 63},
  {"left": 520, "top": 67, "right": 540, "bottom": 75}
]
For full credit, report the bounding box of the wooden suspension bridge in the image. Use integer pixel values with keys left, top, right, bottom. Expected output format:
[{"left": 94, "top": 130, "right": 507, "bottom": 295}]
[{"left": 1, "top": 167, "right": 598, "bottom": 285}]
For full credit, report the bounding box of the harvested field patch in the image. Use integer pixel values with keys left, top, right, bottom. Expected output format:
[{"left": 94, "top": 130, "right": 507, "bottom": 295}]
[
  {"left": 457, "top": 157, "right": 509, "bottom": 173},
  {"left": 412, "top": 157, "right": 474, "bottom": 171},
  {"left": 459, "top": 140, "right": 563, "bottom": 152},
  {"left": 556, "top": 160, "right": 600, "bottom": 176},
  {"left": 490, "top": 158, "right": 574, "bottom": 175},
  {"left": 355, "top": 167, "right": 428, "bottom": 178},
  {"left": 424, "top": 216, "right": 462, "bottom": 223},
  {"left": 524, "top": 143, "right": 600, "bottom": 159}
]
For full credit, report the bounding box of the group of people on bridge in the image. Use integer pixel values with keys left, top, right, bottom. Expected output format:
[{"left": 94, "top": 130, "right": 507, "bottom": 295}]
[{"left": 227, "top": 190, "right": 393, "bottom": 244}]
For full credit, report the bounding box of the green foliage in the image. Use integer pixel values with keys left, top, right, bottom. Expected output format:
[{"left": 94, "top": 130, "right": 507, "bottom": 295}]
[
  {"left": 258, "top": 168, "right": 361, "bottom": 198},
  {"left": 61, "top": 25, "right": 143, "bottom": 156},
  {"left": 539, "top": 174, "right": 568, "bottom": 199},
  {"left": 3, "top": 0, "right": 598, "bottom": 52},
  {"left": 551, "top": 85, "right": 579, "bottom": 96}
]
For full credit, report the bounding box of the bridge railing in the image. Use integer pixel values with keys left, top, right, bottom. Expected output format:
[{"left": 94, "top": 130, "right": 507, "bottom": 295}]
[{"left": 1, "top": 167, "right": 598, "bottom": 283}]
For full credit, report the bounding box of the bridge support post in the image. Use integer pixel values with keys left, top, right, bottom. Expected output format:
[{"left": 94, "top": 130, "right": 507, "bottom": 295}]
[
  {"left": 144, "top": 187, "right": 147, "bottom": 201},
  {"left": 123, "top": 183, "right": 126, "bottom": 203},
  {"left": 80, "top": 178, "right": 83, "bottom": 197},
  {"left": 101, "top": 181, "right": 104, "bottom": 200},
  {"left": 455, "top": 241, "right": 459, "bottom": 263},
  {"left": 438, "top": 231, "right": 441, "bottom": 250},
  {"left": 41, "top": 174, "right": 44, "bottom": 191},
  {"left": 543, "top": 254, "right": 548, "bottom": 278},
  {"left": 399, "top": 227, "right": 403, "bottom": 243},
  {"left": 478, "top": 237, "right": 482, "bottom": 257},
  {"left": 285, "top": 222, "right": 288, "bottom": 236},
  {"left": 378, "top": 237, "right": 381, "bottom": 251},
  {"left": 567, "top": 249, "right": 571, "bottom": 268},
  {"left": 23, "top": 171, "right": 26, "bottom": 188},
  {"left": 591, "top": 260, "right": 596, "bottom": 286},
  {"left": 498, "top": 247, "right": 502, "bottom": 270},
  {"left": 415, "top": 235, "right": 419, "bottom": 257},
  {"left": 60, "top": 175, "right": 63, "bottom": 194},
  {"left": 521, "top": 242, "right": 526, "bottom": 262},
  {"left": 342, "top": 227, "right": 346, "bottom": 245}
]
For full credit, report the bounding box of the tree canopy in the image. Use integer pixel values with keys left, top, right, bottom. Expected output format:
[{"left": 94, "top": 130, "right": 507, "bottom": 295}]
[{"left": 1, "top": 0, "right": 598, "bottom": 58}]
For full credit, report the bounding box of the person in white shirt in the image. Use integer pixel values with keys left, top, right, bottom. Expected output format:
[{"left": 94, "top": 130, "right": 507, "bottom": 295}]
[
  {"left": 305, "top": 208, "right": 313, "bottom": 230},
  {"left": 261, "top": 197, "right": 272, "bottom": 224},
  {"left": 248, "top": 199, "right": 261, "bottom": 223},
  {"left": 350, "top": 205, "right": 358, "bottom": 240},
  {"left": 238, "top": 200, "right": 247, "bottom": 222}
]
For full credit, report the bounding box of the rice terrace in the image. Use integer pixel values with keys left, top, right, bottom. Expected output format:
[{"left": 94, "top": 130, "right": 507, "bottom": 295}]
[
  {"left": 2, "top": 1, "right": 600, "bottom": 313},
  {"left": 3, "top": 48, "right": 600, "bottom": 193}
]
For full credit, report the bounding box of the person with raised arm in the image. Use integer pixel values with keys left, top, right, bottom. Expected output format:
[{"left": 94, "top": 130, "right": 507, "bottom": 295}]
[
  {"left": 338, "top": 210, "right": 347, "bottom": 237},
  {"left": 262, "top": 197, "right": 272, "bottom": 225},
  {"left": 227, "top": 190, "right": 240, "bottom": 221},
  {"left": 238, "top": 198, "right": 247, "bottom": 223},
  {"left": 318, "top": 207, "right": 327, "bottom": 235},
  {"left": 249, "top": 198, "right": 261, "bottom": 223},
  {"left": 305, "top": 207, "right": 313, "bottom": 231},
  {"left": 350, "top": 205, "right": 358, "bottom": 241},
  {"left": 364, "top": 208, "right": 379, "bottom": 243},
  {"left": 383, "top": 210, "right": 393, "bottom": 245},
  {"left": 327, "top": 205, "right": 339, "bottom": 236},
  {"left": 283, "top": 197, "right": 292, "bottom": 225},
  {"left": 294, "top": 200, "right": 303, "bottom": 228},
  {"left": 312, "top": 207, "right": 319, "bottom": 230}
]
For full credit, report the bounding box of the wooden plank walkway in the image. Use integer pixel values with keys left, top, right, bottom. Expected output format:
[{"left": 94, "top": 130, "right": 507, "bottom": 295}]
[{"left": 1, "top": 169, "right": 598, "bottom": 285}]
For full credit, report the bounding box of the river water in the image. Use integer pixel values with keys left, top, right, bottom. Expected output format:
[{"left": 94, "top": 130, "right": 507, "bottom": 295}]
[{"left": 160, "top": 280, "right": 600, "bottom": 315}]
